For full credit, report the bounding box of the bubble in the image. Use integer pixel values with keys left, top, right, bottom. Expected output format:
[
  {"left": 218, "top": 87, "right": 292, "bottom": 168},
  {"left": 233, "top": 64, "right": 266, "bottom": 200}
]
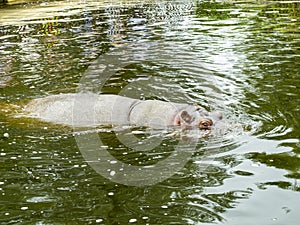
[
  {"left": 129, "top": 218, "right": 137, "bottom": 223},
  {"left": 110, "top": 170, "right": 116, "bottom": 176}
]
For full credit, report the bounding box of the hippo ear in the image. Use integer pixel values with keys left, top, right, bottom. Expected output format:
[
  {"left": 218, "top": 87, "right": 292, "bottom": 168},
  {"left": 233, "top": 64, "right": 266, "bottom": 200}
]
[
  {"left": 174, "top": 110, "right": 193, "bottom": 126},
  {"left": 180, "top": 110, "right": 192, "bottom": 123}
]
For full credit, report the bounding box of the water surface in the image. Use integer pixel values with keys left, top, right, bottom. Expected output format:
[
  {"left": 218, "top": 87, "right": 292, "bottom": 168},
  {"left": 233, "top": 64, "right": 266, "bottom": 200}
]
[{"left": 0, "top": 0, "right": 299, "bottom": 224}]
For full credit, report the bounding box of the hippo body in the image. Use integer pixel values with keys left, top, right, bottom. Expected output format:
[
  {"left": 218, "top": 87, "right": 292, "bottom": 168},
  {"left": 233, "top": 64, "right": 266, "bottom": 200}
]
[{"left": 24, "top": 93, "right": 222, "bottom": 129}]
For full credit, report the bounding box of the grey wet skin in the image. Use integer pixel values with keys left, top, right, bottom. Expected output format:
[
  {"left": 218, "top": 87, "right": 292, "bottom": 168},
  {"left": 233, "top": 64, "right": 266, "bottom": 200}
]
[{"left": 24, "top": 93, "right": 223, "bottom": 129}]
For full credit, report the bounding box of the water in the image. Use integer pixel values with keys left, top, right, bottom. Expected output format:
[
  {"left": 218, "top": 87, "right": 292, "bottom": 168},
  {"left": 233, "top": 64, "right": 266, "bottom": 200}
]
[{"left": 0, "top": 0, "right": 299, "bottom": 224}]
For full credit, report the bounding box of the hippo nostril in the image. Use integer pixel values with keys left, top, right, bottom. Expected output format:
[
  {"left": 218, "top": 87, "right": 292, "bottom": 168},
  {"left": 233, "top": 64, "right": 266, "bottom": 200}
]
[{"left": 218, "top": 113, "right": 223, "bottom": 120}]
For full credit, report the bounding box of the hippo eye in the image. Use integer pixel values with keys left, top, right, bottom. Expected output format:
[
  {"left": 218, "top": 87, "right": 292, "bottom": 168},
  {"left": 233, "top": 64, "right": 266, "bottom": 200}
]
[{"left": 199, "top": 119, "right": 213, "bottom": 130}]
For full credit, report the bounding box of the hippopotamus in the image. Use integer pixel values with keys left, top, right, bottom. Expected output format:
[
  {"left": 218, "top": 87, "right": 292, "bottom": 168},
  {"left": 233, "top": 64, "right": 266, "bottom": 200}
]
[{"left": 23, "top": 93, "right": 223, "bottom": 130}]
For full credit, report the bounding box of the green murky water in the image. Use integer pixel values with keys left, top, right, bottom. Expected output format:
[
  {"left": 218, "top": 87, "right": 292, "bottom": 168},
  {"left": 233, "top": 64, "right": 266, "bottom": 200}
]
[{"left": 0, "top": 0, "right": 299, "bottom": 224}]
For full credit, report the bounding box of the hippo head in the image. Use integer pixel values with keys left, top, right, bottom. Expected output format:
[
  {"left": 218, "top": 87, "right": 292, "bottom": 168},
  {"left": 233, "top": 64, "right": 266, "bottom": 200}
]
[{"left": 174, "top": 106, "right": 223, "bottom": 130}]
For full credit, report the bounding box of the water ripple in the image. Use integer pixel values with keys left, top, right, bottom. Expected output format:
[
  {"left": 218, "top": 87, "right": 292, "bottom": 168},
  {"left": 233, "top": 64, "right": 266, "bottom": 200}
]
[{"left": 0, "top": 0, "right": 299, "bottom": 224}]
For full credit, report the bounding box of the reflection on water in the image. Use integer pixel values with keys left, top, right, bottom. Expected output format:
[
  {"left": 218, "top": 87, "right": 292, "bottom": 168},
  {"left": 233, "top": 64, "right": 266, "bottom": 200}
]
[{"left": 0, "top": 0, "right": 299, "bottom": 224}]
